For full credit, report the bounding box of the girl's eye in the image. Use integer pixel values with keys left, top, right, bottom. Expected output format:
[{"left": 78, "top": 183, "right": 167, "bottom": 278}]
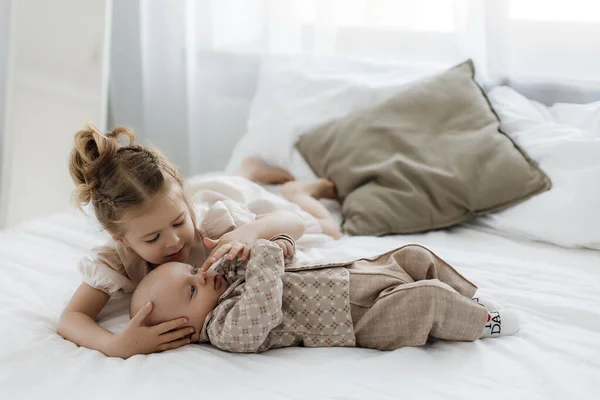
[
  {"left": 145, "top": 234, "right": 160, "bottom": 244},
  {"left": 193, "top": 268, "right": 199, "bottom": 275},
  {"left": 173, "top": 219, "right": 185, "bottom": 228},
  {"left": 190, "top": 285, "right": 196, "bottom": 298}
]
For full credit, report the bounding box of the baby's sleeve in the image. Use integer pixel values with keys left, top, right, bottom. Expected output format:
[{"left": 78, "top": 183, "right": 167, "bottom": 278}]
[
  {"left": 207, "top": 239, "right": 285, "bottom": 353},
  {"left": 77, "top": 243, "right": 135, "bottom": 295}
]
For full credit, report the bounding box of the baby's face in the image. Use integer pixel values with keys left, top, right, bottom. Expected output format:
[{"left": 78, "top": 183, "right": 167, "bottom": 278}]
[{"left": 151, "top": 262, "right": 229, "bottom": 341}]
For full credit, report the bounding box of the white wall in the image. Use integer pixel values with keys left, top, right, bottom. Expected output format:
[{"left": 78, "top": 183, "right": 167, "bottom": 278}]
[
  {"left": 0, "top": 0, "right": 10, "bottom": 183},
  {"left": 0, "top": 0, "right": 111, "bottom": 229}
]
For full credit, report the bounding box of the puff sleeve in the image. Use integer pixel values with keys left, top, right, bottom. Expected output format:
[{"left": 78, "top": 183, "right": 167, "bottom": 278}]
[{"left": 77, "top": 243, "right": 136, "bottom": 295}]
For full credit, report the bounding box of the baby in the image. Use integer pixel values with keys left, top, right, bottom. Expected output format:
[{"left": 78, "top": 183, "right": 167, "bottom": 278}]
[{"left": 130, "top": 238, "right": 520, "bottom": 353}]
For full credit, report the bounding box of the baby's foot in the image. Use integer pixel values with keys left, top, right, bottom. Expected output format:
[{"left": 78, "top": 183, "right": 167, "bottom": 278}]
[
  {"left": 282, "top": 179, "right": 338, "bottom": 200},
  {"left": 237, "top": 156, "right": 295, "bottom": 184},
  {"left": 480, "top": 309, "right": 521, "bottom": 338},
  {"left": 472, "top": 296, "right": 502, "bottom": 311}
]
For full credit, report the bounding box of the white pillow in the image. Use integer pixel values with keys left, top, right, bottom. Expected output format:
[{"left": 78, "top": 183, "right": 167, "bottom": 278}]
[
  {"left": 225, "top": 56, "right": 442, "bottom": 180},
  {"left": 472, "top": 86, "right": 600, "bottom": 250}
]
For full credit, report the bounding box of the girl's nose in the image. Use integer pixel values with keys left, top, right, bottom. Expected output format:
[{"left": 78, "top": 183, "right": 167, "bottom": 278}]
[{"left": 165, "top": 230, "right": 180, "bottom": 248}]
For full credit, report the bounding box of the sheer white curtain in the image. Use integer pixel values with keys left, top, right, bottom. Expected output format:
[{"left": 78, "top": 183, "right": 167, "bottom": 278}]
[
  {"left": 109, "top": 0, "right": 600, "bottom": 175},
  {"left": 0, "top": 0, "right": 11, "bottom": 193}
]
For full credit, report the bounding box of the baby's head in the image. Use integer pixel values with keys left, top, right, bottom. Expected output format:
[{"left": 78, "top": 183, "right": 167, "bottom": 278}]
[
  {"left": 69, "top": 124, "right": 197, "bottom": 265},
  {"left": 130, "top": 262, "right": 229, "bottom": 340}
]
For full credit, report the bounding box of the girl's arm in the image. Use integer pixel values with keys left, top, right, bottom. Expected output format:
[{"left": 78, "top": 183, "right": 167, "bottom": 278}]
[
  {"left": 247, "top": 210, "right": 306, "bottom": 241},
  {"left": 200, "top": 210, "right": 305, "bottom": 270},
  {"left": 58, "top": 284, "right": 116, "bottom": 355},
  {"left": 58, "top": 284, "right": 193, "bottom": 358}
]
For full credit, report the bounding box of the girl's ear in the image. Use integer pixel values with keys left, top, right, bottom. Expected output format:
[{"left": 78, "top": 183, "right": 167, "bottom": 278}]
[{"left": 111, "top": 234, "right": 127, "bottom": 247}]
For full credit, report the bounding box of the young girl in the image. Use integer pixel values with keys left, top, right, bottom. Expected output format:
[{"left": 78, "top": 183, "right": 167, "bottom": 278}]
[{"left": 57, "top": 124, "right": 341, "bottom": 359}]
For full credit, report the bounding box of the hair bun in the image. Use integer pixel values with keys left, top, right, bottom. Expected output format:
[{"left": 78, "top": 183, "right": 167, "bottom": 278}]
[
  {"left": 69, "top": 123, "right": 135, "bottom": 205},
  {"left": 106, "top": 126, "right": 135, "bottom": 146}
]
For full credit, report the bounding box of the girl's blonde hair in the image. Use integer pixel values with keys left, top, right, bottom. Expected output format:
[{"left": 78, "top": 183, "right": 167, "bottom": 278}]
[{"left": 69, "top": 124, "right": 188, "bottom": 235}]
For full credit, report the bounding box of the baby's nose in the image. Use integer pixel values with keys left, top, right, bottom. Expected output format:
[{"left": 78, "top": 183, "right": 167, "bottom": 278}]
[{"left": 198, "top": 271, "right": 208, "bottom": 284}]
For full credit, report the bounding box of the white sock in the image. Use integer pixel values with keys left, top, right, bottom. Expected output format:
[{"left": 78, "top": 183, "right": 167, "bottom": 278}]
[
  {"left": 472, "top": 296, "right": 502, "bottom": 311},
  {"left": 480, "top": 309, "right": 521, "bottom": 338}
]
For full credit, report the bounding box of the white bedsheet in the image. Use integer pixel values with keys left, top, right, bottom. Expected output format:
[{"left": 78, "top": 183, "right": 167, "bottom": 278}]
[{"left": 1, "top": 206, "right": 600, "bottom": 399}]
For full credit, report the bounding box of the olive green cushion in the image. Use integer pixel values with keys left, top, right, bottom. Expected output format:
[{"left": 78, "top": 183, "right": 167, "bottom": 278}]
[{"left": 296, "top": 60, "right": 551, "bottom": 236}]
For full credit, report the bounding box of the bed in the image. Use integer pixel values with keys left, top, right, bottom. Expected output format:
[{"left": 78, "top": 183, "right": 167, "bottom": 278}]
[
  {"left": 2, "top": 59, "right": 600, "bottom": 399},
  {"left": 1, "top": 195, "right": 599, "bottom": 399}
]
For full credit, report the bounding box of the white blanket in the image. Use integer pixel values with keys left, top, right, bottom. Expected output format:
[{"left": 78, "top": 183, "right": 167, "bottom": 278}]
[{"left": 1, "top": 197, "right": 600, "bottom": 399}]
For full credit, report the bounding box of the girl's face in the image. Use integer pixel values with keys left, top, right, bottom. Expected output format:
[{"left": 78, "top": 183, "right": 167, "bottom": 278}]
[{"left": 116, "top": 183, "right": 196, "bottom": 265}]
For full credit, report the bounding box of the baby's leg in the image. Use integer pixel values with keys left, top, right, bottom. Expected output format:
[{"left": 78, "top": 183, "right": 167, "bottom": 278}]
[
  {"left": 350, "top": 279, "right": 489, "bottom": 350},
  {"left": 281, "top": 179, "right": 342, "bottom": 239},
  {"left": 390, "top": 245, "right": 505, "bottom": 312},
  {"left": 233, "top": 156, "right": 294, "bottom": 184},
  {"left": 387, "top": 244, "right": 477, "bottom": 298}
]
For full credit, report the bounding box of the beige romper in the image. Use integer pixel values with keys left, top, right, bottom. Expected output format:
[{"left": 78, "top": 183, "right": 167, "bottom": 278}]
[{"left": 199, "top": 240, "right": 487, "bottom": 352}]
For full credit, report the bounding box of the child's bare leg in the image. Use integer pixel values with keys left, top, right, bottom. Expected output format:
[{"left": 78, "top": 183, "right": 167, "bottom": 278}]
[
  {"left": 281, "top": 179, "right": 342, "bottom": 239},
  {"left": 233, "top": 156, "right": 295, "bottom": 184},
  {"left": 233, "top": 157, "right": 341, "bottom": 238}
]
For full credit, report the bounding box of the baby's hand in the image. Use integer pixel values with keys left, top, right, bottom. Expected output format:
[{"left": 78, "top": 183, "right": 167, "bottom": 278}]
[
  {"left": 273, "top": 239, "right": 295, "bottom": 261},
  {"left": 201, "top": 233, "right": 253, "bottom": 271}
]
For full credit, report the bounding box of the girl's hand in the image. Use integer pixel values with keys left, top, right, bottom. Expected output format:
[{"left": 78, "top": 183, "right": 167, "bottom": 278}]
[
  {"left": 201, "top": 235, "right": 252, "bottom": 272},
  {"left": 111, "top": 302, "right": 194, "bottom": 359},
  {"left": 273, "top": 239, "right": 294, "bottom": 260}
]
